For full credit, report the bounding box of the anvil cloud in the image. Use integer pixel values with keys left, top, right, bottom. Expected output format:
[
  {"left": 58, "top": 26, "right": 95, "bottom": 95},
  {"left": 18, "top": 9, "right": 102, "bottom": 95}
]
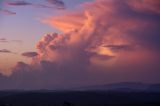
[{"left": 0, "top": 0, "right": 160, "bottom": 89}]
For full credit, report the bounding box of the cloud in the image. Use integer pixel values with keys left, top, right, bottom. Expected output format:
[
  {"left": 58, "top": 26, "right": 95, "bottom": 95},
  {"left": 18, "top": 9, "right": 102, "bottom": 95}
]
[
  {"left": 0, "top": 0, "right": 160, "bottom": 89},
  {"left": 0, "top": 8, "right": 16, "bottom": 15},
  {"left": 127, "top": 0, "right": 160, "bottom": 14},
  {"left": 5, "top": 0, "right": 65, "bottom": 9},
  {"left": 0, "top": 38, "right": 23, "bottom": 43},
  {"left": 103, "top": 44, "right": 136, "bottom": 52},
  {"left": 22, "top": 52, "right": 38, "bottom": 58},
  {"left": 6, "top": 1, "right": 31, "bottom": 6},
  {"left": 0, "top": 49, "right": 15, "bottom": 54},
  {"left": 33, "top": 4, "right": 52, "bottom": 9},
  {"left": 0, "top": 0, "right": 66, "bottom": 16},
  {"left": 0, "top": 38, "right": 8, "bottom": 43},
  {"left": 46, "top": 0, "right": 66, "bottom": 9},
  {"left": 5, "top": 1, "right": 51, "bottom": 9}
]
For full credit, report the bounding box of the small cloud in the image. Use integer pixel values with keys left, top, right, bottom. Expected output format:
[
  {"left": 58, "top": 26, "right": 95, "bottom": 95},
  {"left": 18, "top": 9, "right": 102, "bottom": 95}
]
[
  {"left": 6, "top": 1, "right": 32, "bottom": 6},
  {"left": 33, "top": 4, "right": 52, "bottom": 8},
  {"left": 0, "top": 49, "right": 15, "bottom": 54},
  {"left": 0, "top": 8, "right": 16, "bottom": 15},
  {"left": 0, "top": 38, "right": 22, "bottom": 43},
  {"left": 0, "top": 38, "right": 8, "bottom": 43},
  {"left": 46, "top": 0, "right": 66, "bottom": 9},
  {"left": 4, "top": 0, "right": 65, "bottom": 11},
  {"left": 22, "top": 52, "right": 38, "bottom": 58},
  {"left": 5, "top": 0, "right": 49, "bottom": 9}
]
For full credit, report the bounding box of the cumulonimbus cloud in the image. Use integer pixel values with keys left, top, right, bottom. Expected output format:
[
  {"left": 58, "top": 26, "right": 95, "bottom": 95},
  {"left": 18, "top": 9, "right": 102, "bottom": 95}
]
[{"left": 0, "top": 0, "right": 160, "bottom": 89}]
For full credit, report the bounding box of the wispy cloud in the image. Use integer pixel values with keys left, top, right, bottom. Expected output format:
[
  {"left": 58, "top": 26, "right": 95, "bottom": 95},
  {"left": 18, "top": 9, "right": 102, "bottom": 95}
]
[
  {"left": 0, "top": 38, "right": 23, "bottom": 44},
  {"left": 6, "top": 1, "right": 32, "bottom": 6},
  {"left": 0, "top": 49, "right": 15, "bottom": 54},
  {"left": 0, "top": 38, "right": 8, "bottom": 43},
  {"left": 46, "top": 0, "right": 66, "bottom": 9},
  {"left": 0, "top": 8, "right": 16, "bottom": 15},
  {"left": 5, "top": 0, "right": 66, "bottom": 9},
  {"left": 0, "top": 0, "right": 66, "bottom": 15}
]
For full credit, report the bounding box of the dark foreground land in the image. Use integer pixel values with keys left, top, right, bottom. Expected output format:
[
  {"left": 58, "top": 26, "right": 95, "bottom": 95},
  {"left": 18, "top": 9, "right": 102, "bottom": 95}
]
[{"left": 0, "top": 91, "right": 160, "bottom": 106}]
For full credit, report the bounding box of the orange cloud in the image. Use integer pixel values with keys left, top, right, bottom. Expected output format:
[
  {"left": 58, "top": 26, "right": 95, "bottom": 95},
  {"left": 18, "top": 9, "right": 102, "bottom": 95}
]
[{"left": 41, "top": 0, "right": 160, "bottom": 67}]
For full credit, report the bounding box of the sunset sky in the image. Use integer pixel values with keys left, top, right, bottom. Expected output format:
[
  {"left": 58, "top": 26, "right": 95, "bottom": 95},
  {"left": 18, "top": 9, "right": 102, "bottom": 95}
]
[
  {"left": 0, "top": 0, "right": 160, "bottom": 89},
  {"left": 0, "top": 0, "right": 91, "bottom": 74}
]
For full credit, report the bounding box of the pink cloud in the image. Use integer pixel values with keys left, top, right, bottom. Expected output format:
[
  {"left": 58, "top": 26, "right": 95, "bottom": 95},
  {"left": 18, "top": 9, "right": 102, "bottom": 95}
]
[
  {"left": 127, "top": 0, "right": 160, "bottom": 14},
  {"left": 0, "top": 0, "right": 160, "bottom": 89}
]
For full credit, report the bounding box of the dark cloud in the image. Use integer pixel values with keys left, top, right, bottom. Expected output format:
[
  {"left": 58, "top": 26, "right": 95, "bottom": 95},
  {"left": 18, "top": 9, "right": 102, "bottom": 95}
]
[
  {"left": 33, "top": 4, "right": 52, "bottom": 9},
  {"left": 5, "top": 1, "right": 51, "bottom": 9},
  {"left": 12, "top": 62, "right": 31, "bottom": 72},
  {"left": 5, "top": 0, "right": 65, "bottom": 9},
  {"left": 131, "top": 18, "right": 160, "bottom": 50},
  {"left": 6, "top": 1, "right": 32, "bottom": 6},
  {"left": 0, "top": 49, "right": 15, "bottom": 54},
  {"left": 104, "top": 45, "right": 135, "bottom": 52},
  {"left": 22, "top": 52, "right": 38, "bottom": 58},
  {"left": 46, "top": 0, "right": 66, "bottom": 9}
]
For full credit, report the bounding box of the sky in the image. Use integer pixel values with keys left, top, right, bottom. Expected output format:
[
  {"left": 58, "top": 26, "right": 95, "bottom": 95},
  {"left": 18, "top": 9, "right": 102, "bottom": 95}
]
[
  {"left": 0, "top": 0, "right": 160, "bottom": 89},
  {"left": 0, "top": 0, "right": 92, "bottom": 74}
]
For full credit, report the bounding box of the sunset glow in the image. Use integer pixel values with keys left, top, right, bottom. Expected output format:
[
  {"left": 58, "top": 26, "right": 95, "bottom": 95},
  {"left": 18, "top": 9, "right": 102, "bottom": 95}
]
[{"left": 0, "top": 0, "right": 160, "bottom": 89}]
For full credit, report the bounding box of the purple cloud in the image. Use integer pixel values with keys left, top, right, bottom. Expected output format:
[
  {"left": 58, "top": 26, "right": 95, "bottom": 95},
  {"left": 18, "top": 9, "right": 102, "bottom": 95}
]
[
  {"left": 6, "top": 1, "right": 31, "bottom": 6},
  {"left": 22, "top": 52, "right": 38, "bottom": 58},
  {"left": 0, "top": 0, "right": 160, "bottom": 90},
  {"left": 104, "top": 44, "right": 136, "bottom": 52},
  {"left": 46, "top": 0, "right": 66, "bottom": 9},
  {"left": 5, "top": 0, "right": 65, "bottom": 9},
  {"left": 0, "top": 49, "right": 15, "bottom": 54},
  {"left": 0, "top": 8, "right": 16, "bottom": 15}
]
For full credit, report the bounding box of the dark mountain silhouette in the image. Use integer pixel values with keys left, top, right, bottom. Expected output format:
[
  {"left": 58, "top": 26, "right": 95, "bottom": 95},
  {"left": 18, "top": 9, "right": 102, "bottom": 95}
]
[
  {"left": 0, "top": 82, "right": 160, "bottom": 106},
  {"left": 72, "top": 82, "right": 160, "bottom": 92}
]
